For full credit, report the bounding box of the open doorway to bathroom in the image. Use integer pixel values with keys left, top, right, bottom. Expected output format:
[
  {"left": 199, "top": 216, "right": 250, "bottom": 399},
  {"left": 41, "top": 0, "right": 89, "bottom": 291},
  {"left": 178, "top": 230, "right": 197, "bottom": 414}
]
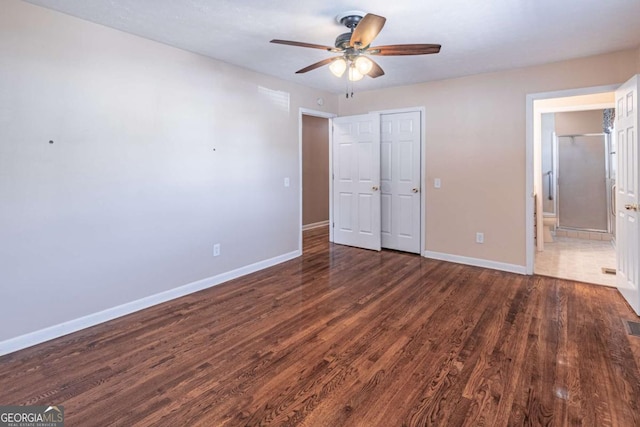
[{"left": 532, "top": 92, "right": 617, "bottom": 286}]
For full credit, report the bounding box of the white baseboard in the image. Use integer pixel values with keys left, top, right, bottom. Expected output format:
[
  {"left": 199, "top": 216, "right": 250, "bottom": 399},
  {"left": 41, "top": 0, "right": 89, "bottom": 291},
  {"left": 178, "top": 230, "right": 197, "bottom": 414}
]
[
  {"left": 423, "top": 250, "right": 527, "bottom": 275},
  {"left": 0, "top": 250, "right": 301, "bottom": 357},
  {"left": 302, "top": 220, "right": 329, "bottom": 231}
]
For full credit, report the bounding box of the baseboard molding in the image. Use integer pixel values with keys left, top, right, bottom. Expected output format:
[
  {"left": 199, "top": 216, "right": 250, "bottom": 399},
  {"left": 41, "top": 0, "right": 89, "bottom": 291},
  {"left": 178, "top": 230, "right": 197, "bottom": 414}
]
[
  {"left": 302, "top": 220, "right": 329, "bottom": 231},
  {"left": 0, "top": 250, "right": 301, "bottom": 357},
  {"left": 423, "top": 250, "right": 527, "bottom": 275}
]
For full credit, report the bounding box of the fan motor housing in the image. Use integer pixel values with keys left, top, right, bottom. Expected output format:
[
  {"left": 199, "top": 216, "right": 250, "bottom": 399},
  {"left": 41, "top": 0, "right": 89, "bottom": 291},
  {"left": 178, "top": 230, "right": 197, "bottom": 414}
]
[{"left": 335, "top": 32, "right": 353, "bottom": 49}]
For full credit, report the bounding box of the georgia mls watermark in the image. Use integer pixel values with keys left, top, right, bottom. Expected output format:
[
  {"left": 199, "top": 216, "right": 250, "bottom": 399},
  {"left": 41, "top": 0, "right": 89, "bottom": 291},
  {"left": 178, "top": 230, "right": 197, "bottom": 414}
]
[{"left": 0, "top": 406, "right": 64, "bottom": 427}]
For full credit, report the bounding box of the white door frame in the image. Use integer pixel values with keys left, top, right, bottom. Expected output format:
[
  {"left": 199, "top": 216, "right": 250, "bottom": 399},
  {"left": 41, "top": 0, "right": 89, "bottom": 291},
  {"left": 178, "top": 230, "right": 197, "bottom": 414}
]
[
  {"left": 299, "top": 108, "right": 337, "bottom": 252},
  {"left": 525, "top": 85, "right": 619, "bottom": 274}
]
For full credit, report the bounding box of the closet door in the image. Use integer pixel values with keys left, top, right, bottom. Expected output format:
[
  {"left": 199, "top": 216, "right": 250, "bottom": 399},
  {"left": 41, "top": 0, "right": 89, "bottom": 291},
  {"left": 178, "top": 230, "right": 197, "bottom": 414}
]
[
  {"left": 332, "top": 114, "right": 381, "bottom": 251},
  {"left": 380, "top": 112, "right": 421, "bottom": 253}
]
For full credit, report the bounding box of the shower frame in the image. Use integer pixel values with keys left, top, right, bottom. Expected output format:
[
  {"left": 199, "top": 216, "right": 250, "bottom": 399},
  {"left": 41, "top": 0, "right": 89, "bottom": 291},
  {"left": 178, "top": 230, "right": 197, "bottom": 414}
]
[{"left": 553, "top": 132, "right": 615, "bottom": 234}]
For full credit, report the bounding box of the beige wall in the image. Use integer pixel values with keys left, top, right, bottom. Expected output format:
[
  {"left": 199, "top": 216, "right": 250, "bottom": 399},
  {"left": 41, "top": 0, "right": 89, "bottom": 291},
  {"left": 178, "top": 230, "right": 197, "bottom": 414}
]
[
  {"left": 555, "top": 110, "right": 605, "bottom": 135},
  {"left": 302, "top": 115, "right": 330, "bottom": 226},
  {"left": 338, "top": 50, "right": 638, "bottom": 267},
  {"left": 0, "top": 0, "right": 338, "bottom": 343}
]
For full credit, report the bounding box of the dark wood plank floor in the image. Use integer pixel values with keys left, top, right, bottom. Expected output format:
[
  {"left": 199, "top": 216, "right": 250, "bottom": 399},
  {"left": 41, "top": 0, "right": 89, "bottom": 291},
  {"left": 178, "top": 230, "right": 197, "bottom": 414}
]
[{"left": 1, "top": 227, "right": 640, "bottom": 426}]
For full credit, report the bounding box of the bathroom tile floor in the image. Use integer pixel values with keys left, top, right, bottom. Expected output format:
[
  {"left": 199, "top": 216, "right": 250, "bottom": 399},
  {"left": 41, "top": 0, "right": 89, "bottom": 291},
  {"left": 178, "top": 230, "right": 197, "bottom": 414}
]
[{"left": 535, "top": 236, "right": 617, "bottom": 287}]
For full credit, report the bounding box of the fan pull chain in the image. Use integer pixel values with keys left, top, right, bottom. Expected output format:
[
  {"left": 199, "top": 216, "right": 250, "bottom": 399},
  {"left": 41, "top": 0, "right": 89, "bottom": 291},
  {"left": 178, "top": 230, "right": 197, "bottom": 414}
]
[{"left": 344, "top": 68, "right": 355, "bottom": 99}]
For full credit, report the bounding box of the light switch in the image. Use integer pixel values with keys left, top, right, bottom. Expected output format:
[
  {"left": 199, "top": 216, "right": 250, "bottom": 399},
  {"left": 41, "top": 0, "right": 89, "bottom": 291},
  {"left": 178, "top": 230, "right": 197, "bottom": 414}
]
[
  {"left": 284, "top": 177, "right": 290, "bottom": 187},
  {"left": 434, "top": 178, "right": 441, "bottom": 189}
]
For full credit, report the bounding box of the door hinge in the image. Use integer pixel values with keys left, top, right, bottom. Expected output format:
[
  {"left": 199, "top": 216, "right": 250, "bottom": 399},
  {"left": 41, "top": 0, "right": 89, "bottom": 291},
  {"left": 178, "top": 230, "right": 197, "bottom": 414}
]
[{"left": 332, "top": 222, "right": 335, "bottom": 228}]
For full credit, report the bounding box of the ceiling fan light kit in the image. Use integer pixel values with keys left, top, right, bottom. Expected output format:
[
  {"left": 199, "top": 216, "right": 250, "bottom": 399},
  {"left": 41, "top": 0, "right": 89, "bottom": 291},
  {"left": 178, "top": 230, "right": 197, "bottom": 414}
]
[
  {"left": 329, "top": 58, "right": 347, "bottom": 77},
  {"left": 270, "top": 11, "right": 441, "bottom": 97},
  {"left": 348, "top": 64, "right": 364, "bottom": 82},
  {"left": 328, "top": 57, "right": 372, "bottom": 81},
  {"left": 355, "top": 56, "right": 373, "bottom": 75}
]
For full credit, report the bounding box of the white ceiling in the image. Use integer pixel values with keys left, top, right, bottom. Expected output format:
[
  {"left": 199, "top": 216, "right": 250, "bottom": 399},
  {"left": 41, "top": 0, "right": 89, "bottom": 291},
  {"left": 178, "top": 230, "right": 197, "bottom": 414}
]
[{"left": 23, "top": 0, "right": 640, "bottom": 94}]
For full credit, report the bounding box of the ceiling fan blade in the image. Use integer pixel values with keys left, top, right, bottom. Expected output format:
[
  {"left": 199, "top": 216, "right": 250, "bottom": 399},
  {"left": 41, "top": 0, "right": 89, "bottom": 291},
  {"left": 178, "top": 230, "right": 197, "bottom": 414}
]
[
  {"left": 367, "top": 58, "right": 385, "bottom": 78},
  {"left": 368, "top": 44, "right": 441, "bottom": 56},
  {"left": 270, "top": 39, "right": 339, "bottom": 52},
  {"left": 296, "top": 57, "right": 340, "bottom": 74},
  {"left": 350, "top": 14, "right": 386, "bottom": 48}
]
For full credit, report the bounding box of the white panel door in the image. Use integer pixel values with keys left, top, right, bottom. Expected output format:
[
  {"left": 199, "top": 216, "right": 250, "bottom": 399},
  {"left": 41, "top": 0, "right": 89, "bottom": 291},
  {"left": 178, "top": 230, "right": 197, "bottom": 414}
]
[
  {"left": 333, "top": 114, "right": 381, "bottom": 251},
  {"left": 616, "top": 74, "right": 640, "bottom": 315},
  {"left": 380, "top": 112, "right": 421, "bottom": 253}
]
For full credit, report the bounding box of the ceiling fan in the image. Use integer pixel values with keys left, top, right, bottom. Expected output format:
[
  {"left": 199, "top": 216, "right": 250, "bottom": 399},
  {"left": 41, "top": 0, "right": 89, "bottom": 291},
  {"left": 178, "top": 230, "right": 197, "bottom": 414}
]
[{"left": 270, "top": 11, "right": 441, "bottom": 89}]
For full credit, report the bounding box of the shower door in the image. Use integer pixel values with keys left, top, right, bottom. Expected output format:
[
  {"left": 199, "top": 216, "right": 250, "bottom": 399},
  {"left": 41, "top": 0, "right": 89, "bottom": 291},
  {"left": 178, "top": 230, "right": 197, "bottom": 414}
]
[{"left": 557, "top": 135, "right": 608, "bottom": 232}]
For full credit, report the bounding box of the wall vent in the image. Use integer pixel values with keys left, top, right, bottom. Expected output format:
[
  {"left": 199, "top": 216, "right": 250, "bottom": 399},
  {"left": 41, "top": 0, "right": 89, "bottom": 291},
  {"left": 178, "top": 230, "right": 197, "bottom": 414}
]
[{"left": 625, "top": 321, "right": 640, "bottom": 337}]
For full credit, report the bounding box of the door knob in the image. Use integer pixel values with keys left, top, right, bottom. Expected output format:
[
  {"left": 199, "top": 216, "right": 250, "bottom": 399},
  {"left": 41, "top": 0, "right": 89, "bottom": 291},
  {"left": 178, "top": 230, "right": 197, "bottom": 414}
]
[
  {"left": 372, "top": 186, "right": 379, "bottom": 191},
  {"left": 625, "top": 204, "right": 639, "bottom": 211},
  {"left": 411, "top": 188, "right": 419, "bottom": 193}
]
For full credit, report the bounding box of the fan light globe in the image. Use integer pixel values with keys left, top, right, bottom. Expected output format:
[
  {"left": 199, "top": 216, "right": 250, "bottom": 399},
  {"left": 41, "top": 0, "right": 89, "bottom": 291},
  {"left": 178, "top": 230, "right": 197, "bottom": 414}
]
[
  {"left": 355, "top": 56, "right": 373, "bottom": 75},
  {"left": 329, "top": 58, "right": 347, "bottom": 77},
  {"left": 348, "top": 65, "right": 364, "bottom": 82}
]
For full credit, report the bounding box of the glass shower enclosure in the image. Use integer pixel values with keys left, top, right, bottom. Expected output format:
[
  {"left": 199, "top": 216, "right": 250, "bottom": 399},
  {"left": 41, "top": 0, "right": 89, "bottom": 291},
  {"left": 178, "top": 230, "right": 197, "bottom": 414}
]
[{"left": 555, "top": 133, "right": 615, "bottom": 236}]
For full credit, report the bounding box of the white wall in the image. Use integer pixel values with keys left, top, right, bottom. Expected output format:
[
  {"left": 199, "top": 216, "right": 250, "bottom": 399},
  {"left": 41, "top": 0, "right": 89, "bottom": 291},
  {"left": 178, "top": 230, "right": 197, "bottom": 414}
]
[{"left": 0, "top": 0, "right": 337, "bottom": 344}]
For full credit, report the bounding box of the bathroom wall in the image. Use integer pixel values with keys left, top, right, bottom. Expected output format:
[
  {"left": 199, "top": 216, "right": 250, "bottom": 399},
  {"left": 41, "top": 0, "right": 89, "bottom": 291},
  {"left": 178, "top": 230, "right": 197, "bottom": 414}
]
[
  {"left": 555, "top": 110, "right": 605, "bottom": 135},
  {"left": 541, "top": 113, "right": 556, "bottom": 213}
]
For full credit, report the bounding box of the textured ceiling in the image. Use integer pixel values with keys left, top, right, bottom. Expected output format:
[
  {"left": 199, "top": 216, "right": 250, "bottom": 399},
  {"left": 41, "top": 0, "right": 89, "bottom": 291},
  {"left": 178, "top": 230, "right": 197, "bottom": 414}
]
[{"left": 23, "top": 0, "right": 640, "bottom": 94}]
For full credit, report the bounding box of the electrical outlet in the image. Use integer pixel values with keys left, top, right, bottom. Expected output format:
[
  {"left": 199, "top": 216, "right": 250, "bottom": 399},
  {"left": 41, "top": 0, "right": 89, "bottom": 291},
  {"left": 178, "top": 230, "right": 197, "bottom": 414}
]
[
  {"left": 284, "top": 177, "right": 290, "bottom": 187},
  {"left": 476, "top": 232, "right": 484, "bottom": 244},
  {"left": 434, "top": 178, "right": 441, "bottom": 189},
  {"left": 213, "top": 243, "right": 221, "bottom": 257}
]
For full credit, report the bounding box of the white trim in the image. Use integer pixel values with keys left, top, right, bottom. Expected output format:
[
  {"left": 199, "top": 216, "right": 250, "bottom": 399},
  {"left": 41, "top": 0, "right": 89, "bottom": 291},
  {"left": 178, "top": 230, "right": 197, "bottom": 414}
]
[
  {"left": 420, "top": 108, "right": 427, "bottom": 257},
  {"left": 302, "top": 220, "right": 330, "bottom": 231},
  {"left": 423, "top": 250, "right": 527, "bottom": 275},
  {"left": 536, "top": 102, "right": 615, "bottom": 114},
  {"left": 525, "top": 84, "right": 619, "bottom": 274},
  {"left": 299, "top": 108, "right": 337, "bottom": 251},
  {"left": 370, "top": 106, "right": 426, "bottom": 115},
  {"left": 0, "top": 250, "right": 300, "bottom": 356},
  {"left": 526, "top": 94, "right": 535, "bottom": 270}
]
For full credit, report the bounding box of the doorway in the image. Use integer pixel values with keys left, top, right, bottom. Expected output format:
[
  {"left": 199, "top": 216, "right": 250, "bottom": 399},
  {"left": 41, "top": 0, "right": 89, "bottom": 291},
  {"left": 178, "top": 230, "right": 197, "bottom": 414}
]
[
  {"left": 298, "top": 108, "right": 336, "bottom": 253},
  {"left": 302, "top": 115, "right": 330, "bottom": 230},
  {"left": 527, "top": 75, "right": 640, "bottom": 315},
  {"left": 528, "top": 91, "right": 617, "bottom": 286}
]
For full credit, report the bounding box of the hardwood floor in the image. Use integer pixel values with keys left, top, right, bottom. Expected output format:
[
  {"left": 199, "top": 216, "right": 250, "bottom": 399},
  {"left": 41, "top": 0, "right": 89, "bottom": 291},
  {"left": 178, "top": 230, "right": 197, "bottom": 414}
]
[{"left": 1, "top": 226, "right": 640, "bottom": 426}]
